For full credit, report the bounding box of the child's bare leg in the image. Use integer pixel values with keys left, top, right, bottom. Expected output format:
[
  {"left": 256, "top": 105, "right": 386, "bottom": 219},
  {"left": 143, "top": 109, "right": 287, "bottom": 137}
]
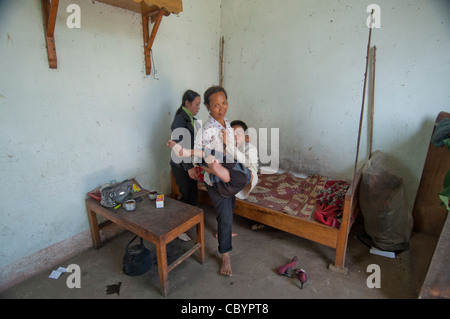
[
  {"left": 167, "top": 140, "right": 189, "bottom": 157},
  {"left": 204, "top": 155, "right": 231, "bottom": 183},
  {"left": 167, "top": 140, "right": 204, "bottom": 158},
  {"left": 221, "top": 252, "right": 232, "bottom": 276}
]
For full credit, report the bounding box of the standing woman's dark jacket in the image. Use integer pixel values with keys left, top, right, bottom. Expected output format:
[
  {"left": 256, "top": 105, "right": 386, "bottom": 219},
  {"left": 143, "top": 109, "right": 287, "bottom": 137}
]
[{"left": 170, "top": 107, "right": 199, "bottom": 205}]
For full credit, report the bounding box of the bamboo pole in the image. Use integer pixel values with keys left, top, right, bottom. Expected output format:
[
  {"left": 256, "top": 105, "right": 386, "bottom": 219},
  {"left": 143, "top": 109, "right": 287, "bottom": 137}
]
[
  {"left": 352, "top": 10, "right": 374, "bottom": 184},
  {"left": 220, "top": 36, "right": 224, "bottom": 87},
  {"left": 369, "top": 45, "right": 377, "bottom": 159},
  {"left": 340, "top": 11, "right": 375, "bottom": 264}
]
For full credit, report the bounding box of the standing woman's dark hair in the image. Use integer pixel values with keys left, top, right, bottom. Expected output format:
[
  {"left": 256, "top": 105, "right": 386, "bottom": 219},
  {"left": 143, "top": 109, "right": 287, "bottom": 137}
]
[
  {"left": 170, "top": 89, "right": 201, "bottom": 209},
  {"left": 175, "top": 90, "right": 200, "bottom": 118}
]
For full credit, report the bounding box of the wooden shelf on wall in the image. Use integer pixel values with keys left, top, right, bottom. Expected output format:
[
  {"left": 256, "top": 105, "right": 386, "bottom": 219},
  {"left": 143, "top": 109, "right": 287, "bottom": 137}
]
[
  {"left": 41, "top": 0, "right": 183, "bottom": 75},
  {"left": 95, "top": 0, "right": 182, "bottom": 15}
]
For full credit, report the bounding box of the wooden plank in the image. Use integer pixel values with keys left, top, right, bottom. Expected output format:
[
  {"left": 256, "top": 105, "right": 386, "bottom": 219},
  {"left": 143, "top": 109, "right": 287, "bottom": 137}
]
[
  {"left": 419, "top": 211, "right": 450, "bottom": 298},
  {"left": 41, "top": 0, "right": 59, "bottom": 69},
  {"left": 232, "top": 201, "right": 339, "bottom": 248},
  {"left": 412, "top": 112, "right": 450, "bottom": 236},
  {"left": 156, "top": 242, "right": 168, "bottom": 296},
  {"left": 46, "top": 0, "right": 59, "bottom": 37},
  {"left": 142, "top": 8, "right": 165, "bottom": 75},
  {"left": 334, "top": 166, "right": 362, "bottom": 270},
  {"left": 86, "top": 204, "right": 101, "bottom": 248},
  {"left": 94, "top": 0, "right": 182, "bottom": 14},
  {"left": 196, "top": 215, "right": 205, "bottom": 263},
  {"left": 220, "top": 36, "right": 224, "bottom": 86},
  {"left": 162, "top": 214, "right": 203, "bottom": 243},
  {"left": 142, "top": 14, "right": 151, "bottom": 75},
  {"left": 167, "top": 243, "right": 201, "bottom": 273}
]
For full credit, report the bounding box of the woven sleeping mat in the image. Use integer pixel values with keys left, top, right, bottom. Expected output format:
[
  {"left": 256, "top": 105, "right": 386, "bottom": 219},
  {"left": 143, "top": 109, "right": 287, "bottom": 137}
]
[{"left": 199, "top": 172, "right": 328, "bottom": 220}]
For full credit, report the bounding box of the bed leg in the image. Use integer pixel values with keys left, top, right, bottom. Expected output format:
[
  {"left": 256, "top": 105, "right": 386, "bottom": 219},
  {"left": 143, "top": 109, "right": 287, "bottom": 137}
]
[
  {"left": 330, "top": 239, "right": 349, "bottom": 276},
  {"left": 329, "top": 198, "right": 352, "bottom": 276}
]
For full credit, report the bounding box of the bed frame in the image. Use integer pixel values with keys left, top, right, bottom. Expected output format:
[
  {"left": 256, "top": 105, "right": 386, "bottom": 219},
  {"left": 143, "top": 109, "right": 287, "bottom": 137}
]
[{"left": 170, "top": 168, "right": 362, "bottom": 275}]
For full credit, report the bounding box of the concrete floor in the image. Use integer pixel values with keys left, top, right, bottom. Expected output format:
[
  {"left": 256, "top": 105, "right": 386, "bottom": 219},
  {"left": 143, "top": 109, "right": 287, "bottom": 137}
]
[{"left": 0, "top": 204, "right": 438, "bottom": 300}]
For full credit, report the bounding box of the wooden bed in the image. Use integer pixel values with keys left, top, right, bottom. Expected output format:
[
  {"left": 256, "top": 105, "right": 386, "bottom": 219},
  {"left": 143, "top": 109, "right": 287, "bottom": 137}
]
[{"left": 170, "top": 168, "right": 362, "bottom": 275}]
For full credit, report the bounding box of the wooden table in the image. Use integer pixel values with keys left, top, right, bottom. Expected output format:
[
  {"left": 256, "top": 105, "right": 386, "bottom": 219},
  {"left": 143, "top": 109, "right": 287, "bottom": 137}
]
[{"left": 85, "top": 194, "right": 205, "bottom": 296}]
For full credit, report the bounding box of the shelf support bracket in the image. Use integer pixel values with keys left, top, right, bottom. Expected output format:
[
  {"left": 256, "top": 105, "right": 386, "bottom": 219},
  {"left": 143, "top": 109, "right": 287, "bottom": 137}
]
[
  {"left": 142, "top": 8, "right": 166, "bottom": 75},
  {"left": 41, "top": 0, "right": 60, "bottom": 69}
]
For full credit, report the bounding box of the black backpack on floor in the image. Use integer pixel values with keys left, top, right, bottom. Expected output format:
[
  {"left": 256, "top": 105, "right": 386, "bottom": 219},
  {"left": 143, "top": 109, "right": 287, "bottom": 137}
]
[{"left": 123, "top": 235, "right": 152, "bottom": 276}]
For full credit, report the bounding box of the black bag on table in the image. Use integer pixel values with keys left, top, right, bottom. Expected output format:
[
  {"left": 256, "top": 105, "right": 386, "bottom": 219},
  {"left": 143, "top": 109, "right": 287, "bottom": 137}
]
[{"left": 100, "top": 179, "right": 134, "bottom": 208}]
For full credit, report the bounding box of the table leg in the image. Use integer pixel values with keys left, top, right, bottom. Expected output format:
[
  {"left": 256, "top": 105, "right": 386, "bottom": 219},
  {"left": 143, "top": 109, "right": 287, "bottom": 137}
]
[
  {"left": 197, "top": 215, "right": 205, "bottom": 264},
  {"left": 86, "top": 205, "right": 101, "bottom": 249},
  {"left": 156, "top": 242, "right": 169, "bottom": 296}
]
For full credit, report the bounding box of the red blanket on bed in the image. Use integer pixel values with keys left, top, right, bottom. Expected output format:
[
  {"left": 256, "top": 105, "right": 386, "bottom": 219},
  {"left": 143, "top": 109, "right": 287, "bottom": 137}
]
[{"left": 199, "top": 172, "right": 349, "bottom": 226}]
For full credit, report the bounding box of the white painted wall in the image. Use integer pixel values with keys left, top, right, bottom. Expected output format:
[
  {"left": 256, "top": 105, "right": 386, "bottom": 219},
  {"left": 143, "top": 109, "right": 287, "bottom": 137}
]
[
  {"left": 221, "top": 0, "right": 450, "bottom": 208},
  {"left": 0, "top": 0, "right": 220, "bottom": 288}
]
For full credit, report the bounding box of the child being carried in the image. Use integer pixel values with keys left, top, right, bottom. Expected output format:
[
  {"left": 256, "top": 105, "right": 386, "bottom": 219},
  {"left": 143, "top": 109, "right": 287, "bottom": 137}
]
[{"left": 167, "top": 139, "right": 251, "bottom": 197}]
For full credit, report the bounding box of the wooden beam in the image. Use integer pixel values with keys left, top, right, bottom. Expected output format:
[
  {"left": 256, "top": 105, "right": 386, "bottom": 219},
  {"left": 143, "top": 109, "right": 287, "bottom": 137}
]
[
  {"left": 41, "top": 0, "right": 59, "bottom": 69},
  {"left": 412, "top": 112, "right": 450, "bottom": 235},
  {"left": 142, "top": 8, "right": 166, "bottom": 75},
  {"left": 220, "top": 36, "right": 224, "bottom": 86}
]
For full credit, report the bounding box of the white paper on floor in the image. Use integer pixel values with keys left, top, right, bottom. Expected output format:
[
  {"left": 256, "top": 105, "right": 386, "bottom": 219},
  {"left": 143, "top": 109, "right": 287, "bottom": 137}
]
[{"left": 48, "top": 267, "right": 68, "bottom": 279}]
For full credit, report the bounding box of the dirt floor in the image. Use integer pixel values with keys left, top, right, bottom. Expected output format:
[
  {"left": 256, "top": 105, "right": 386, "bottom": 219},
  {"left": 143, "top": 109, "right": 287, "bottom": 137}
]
[{"left": 0, "top": 203, "right": 437, "bottom": 301}]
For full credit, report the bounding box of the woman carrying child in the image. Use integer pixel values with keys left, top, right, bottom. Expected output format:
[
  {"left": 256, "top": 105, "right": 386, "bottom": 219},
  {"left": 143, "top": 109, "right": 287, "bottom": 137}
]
[
  {"left": 169, "top": 86, "right": 256, "bottom": 276},
  {"left": 195, "top": 86, "right": 242, "bottom": 276}
]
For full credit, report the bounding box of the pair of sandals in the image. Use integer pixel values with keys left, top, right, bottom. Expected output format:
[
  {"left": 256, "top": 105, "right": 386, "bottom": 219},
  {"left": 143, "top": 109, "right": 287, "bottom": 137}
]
[{"left": 276, "top": 256, "right": 307, "bottom": 289}]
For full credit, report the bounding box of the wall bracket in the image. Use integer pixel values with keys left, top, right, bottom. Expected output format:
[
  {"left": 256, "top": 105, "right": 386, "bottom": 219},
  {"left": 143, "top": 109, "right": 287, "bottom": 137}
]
[
  {"left": 41, "top": 0, "right": 60, "bottom": 69},
  {"left": 142, "top": 8, "right": 167, "bottom": 75}
]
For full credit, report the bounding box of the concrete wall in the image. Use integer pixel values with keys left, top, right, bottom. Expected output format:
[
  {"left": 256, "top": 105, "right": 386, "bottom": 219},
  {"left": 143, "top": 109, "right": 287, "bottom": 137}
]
[{"left": 0, "top": 0, "right": 221, "bottom": 290}]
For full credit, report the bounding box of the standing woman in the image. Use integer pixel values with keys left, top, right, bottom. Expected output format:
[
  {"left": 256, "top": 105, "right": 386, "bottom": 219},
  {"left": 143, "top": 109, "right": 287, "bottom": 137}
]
[
  {"left": 194, "top": 86, "right": 236, "bottom": 276},
  {"left": 170, "top": 90, "right": 201, "bottom": 207}
]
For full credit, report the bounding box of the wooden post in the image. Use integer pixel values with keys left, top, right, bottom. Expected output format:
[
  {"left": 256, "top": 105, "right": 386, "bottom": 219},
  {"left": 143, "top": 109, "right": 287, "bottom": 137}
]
[
  {"left": 220, "top": 36, "right": 224, "bottom": 86},
  {"left": 369, "top": 46, "right": 377, "bottom": 158}
]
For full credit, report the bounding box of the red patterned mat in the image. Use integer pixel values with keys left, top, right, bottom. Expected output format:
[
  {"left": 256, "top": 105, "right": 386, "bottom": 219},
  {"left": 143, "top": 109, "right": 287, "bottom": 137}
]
[
  {"left": 281, "top": 174, "right": 327, "bottom": 219},
  {"left": 199, "top": 172, "right": 328, "bottom": 220}
]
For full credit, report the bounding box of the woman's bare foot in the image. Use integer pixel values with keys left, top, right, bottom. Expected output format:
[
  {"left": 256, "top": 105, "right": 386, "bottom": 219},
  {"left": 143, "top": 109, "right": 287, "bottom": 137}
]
[
  {"left": 205, "top": 156, "right": 231, "bottom": 182},
  {"left": 221, "top": 252, "right": 232, "bottom": 276}
]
